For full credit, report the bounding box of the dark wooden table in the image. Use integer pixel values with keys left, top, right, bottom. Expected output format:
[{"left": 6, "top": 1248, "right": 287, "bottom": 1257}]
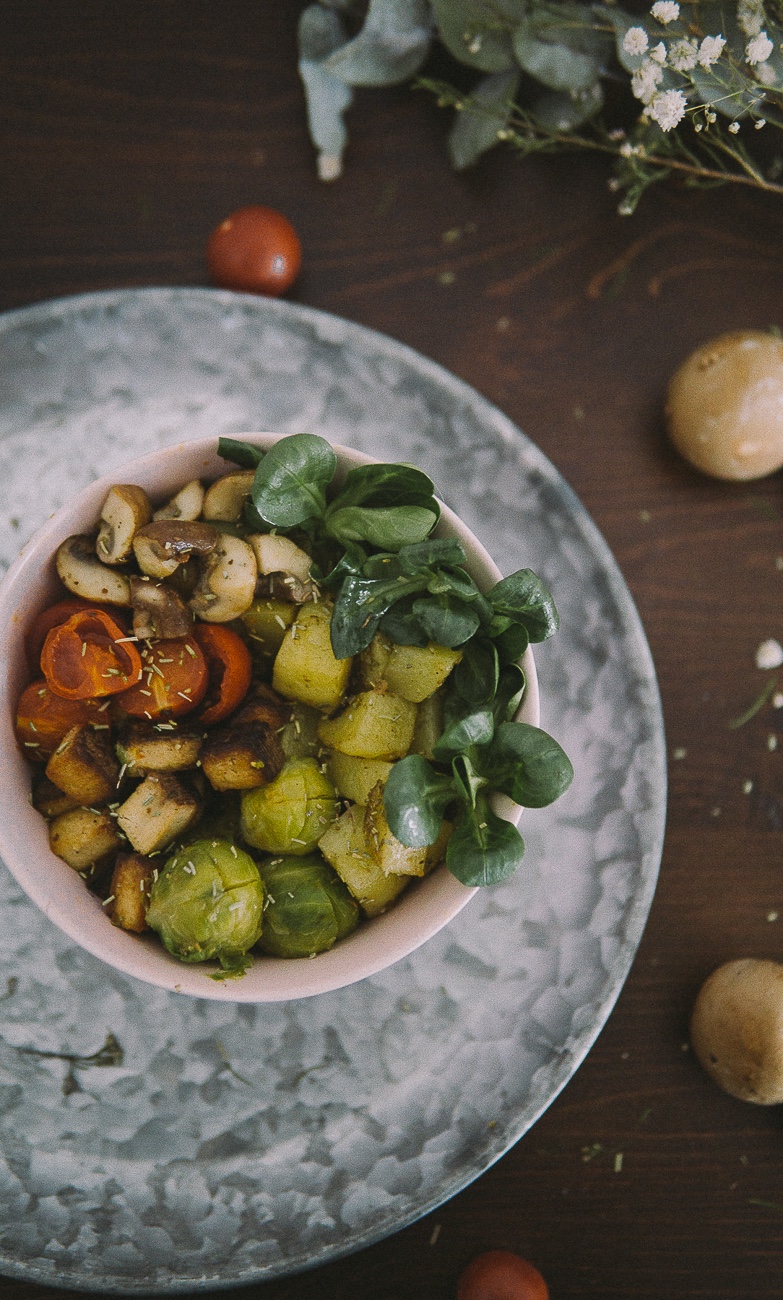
[{"left": 3, "top": 4, "right": 783, "bottom": 1297}]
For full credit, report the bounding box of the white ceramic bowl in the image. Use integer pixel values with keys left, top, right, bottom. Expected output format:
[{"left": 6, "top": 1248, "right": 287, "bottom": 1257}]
[{"left": 0, "top": 434, "right": 538, "bottom": 1001}]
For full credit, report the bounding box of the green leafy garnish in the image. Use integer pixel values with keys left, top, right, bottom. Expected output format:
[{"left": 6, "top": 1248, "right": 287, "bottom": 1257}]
[{"left": 220, "top": 434, "right": 573, "bottom": 887}]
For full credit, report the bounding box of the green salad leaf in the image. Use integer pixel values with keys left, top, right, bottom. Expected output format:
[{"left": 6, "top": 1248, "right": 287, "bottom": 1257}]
[{"left": 220, "top": 433, "right": 573, "bottom": 887}]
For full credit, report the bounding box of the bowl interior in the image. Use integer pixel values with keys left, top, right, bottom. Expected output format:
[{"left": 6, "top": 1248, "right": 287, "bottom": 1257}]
[{"left": 0, "top": 434, "right": 538, "bottom": 1001}]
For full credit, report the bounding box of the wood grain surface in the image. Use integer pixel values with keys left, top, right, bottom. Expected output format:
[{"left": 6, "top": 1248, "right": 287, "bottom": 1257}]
[{"left": 3, "top": 3, "right": 783, "bottom": 1297}]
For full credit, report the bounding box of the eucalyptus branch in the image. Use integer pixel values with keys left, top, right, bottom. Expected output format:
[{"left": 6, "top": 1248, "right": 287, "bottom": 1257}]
[{"left": 298, "top": 0, "right": 783, "bottom": 210}]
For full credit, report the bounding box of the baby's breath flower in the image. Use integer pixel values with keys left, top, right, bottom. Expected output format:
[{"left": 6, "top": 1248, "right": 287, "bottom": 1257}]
[
  {"left": 747, "top": 30, "right": 774, "bottom": 62},
  {"left": 623, "top": 26, "right": 649, "bottom": 55},
  {"left": 728, "top": 119, "right": 741, "bottom": 132},
  {"left": 755, "top": 116, "right": 767, "bottom": 128},
  {"left": 669, "top": 37, "right": 698, "bottom": 70},
  {"left": 651, "top": 1, "right": 679, "bottom": 21},
  {"left": 648, "top": 87, "right": 688, "bottom": 130},
  {"left": 631, "top": 59, "right": 664, "bottom": 103},
  {"left": 757, "top": 59, "right": 777, "bottom": 83},
  {"left": 738, "top": 0, "right": 765, "bottom": 37},
  {"left": 699, "top": 34, "right": 726, "bottom": 67},
  {"left": 649, "top": 40, "right": 668, "bottom": 63}
]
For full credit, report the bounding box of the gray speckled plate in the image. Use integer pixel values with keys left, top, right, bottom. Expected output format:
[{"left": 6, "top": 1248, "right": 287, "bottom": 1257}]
[{"left": 0, "top": 288, "right": 666, "bottom": 1295}]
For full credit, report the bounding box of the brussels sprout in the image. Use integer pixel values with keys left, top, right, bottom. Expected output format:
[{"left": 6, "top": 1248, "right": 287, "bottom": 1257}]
[
  {"left": 240, "top": 757, "right": 338, "bottom": 855},
  {"left": 258, "top": 852, "right": 359, "bottom": 958},
  {"left": 146, "top": 838, "right": 264, "bottom": 974}
]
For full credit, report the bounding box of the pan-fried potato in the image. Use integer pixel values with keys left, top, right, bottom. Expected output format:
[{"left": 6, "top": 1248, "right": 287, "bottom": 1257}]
[
  {"left": 272, "top": 601, "right": 352, "bottom": 711},
  {"left": 318, "top": 805, "right": 412, "bottom": 917},
  {"left": 317, "top": 689, "right": 416, "bottom": 759}
]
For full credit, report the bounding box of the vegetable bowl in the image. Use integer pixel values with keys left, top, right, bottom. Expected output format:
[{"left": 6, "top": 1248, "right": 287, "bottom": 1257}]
[{"left": 0, "top": 433, "right": 571, "bottom": 1001}]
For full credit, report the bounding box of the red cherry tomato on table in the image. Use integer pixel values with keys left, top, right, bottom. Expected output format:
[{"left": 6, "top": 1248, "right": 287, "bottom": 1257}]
[
  {"left": 457, "top": 1251, "right": 549, "bottom": 1300},
  {"left": 115, "top": 637, "right": 208, "bottom": 720},
  {"left": 206, "top": 205, "right": 302, "bottom": 296}
]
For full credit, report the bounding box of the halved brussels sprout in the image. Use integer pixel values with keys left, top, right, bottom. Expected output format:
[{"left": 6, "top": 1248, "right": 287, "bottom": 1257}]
[
  {"left": 240, "top": 757, "right": 338, "bottom": 855},
  {"left": 145, "top": 839, "right": 264, "bottom": 974},
  {"left": 257, "top": 852, "right": 359, "bottom": 957}
]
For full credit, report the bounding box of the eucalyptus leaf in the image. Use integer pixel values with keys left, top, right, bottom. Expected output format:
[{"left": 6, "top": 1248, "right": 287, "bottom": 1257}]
[
  {"left": 448, "top": 69, "right": 521, "bottom": 169},
  {"left": 298, "top": 4, "right": 355, "bottom": 174},
  {"left": 324, "top": 0, "right": 433, "bottom": 86},
  {"left": 431, "top": 0, "right": 518, "bottom": 72},
  {"left": 532, "top": 81, "right": 603, "bottom": 131},
  {"left": 383, "top": 754, "right": 454, "bottom": 847},
  {"left": 445, "top": 801, "right": 525, "bottom": 886},
  {"left": 513, "top": 26, "right": 600, "bottom": 93}
]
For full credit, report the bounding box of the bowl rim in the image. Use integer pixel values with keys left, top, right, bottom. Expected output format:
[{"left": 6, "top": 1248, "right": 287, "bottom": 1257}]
[{"left": 0, "top": 433, "right": 539, "bottom": 1002}]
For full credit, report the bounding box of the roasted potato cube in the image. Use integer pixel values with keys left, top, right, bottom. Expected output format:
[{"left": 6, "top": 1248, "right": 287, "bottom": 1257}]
[
  {"left": 49, "top": 807, "right": 121, "bottom": 872},
  {"left": 45, "top": 724, "right": 120, "bottom": 806},
  {"left": 326, "top": 751, "right": 394, "bottom": 805},
  {"left": 107, "top": 852, "right": 154, "bottom": 932},
  {"left": 410, "top": 690, "right": 445, "bottom": 761},
  {"left": 239, "top": 598, "right": 297, "bottom": 676},
  {"left": 200, "top": 719, "right": 285, "bottom": 791},
  {"left": 32, "top": 775, "right": 80, "bottom": 819},
  {"left": 317, "top": 689, "right": 416, "bottom": 759},
  {"left": 116, "top": 774, "right": 202, "bottom": 855},
  {"left": 364, "top": 781, "right": 428, "bottom": 877},
  {"left": 318, "top": 805, "right": 411, "bottom": 917},
  {"left": 116, "top": 722, "right": 203, "bottom": 775},
  {"left": 359, "top": 633, "right": 462, "bottom": 703},
  {"left": 279, "top": 701, "right": 323, "bottom": 760},
  {"left": 272, "top": 601, "right": 352, "bottom": 711}
]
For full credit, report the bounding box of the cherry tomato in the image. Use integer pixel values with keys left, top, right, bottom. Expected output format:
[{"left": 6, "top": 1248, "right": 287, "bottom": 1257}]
[
  {"left": 191, "top": 623, "right": 252, "bottom": 726},
  {"left": 206, "top": 205, "right": 302, "bottom": 296},
  {"left": 457, "top": 1251, "right": 549, "bottom": 1300},
  {"left": 116, "top": 637, "right": 208, "bottom": 719},
  {"left": 40, "top": 609, "right": 142, "bottom": 700},
  {"left": 15, "top": 679, "right": 109, "bottom": 760},
  {"left": 26, "top": 597, "right": 126, "bottom": 674}
]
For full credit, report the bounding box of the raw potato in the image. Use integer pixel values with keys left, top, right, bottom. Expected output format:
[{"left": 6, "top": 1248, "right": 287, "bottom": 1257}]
[
  {"left": 666, "top": 331, "right": 783, "bottom": 480},
  {"left": 690, "top": 958, "right": 783, "bottom": 1104}
]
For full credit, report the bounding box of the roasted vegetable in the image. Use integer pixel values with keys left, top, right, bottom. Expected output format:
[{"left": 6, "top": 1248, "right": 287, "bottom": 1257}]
[
  {"left": 145, "top": 838, "right": 264, "bottom": 972},
  {"left": 256, "top": 852, "right": 359, "bottom": 957},
  {"left": 116, "top": 773, "right": 202, "bottom": 855},
  {"left": 240, "top": 756, "right": 338, "bottom": 854}
]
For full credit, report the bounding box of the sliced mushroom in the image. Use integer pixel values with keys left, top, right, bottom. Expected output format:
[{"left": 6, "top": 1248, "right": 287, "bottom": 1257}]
[
  {"left": 248, "top": 532, "right": 318, "bottom": 603},
  {"left": 129, "top": 575, "right": 194, "bottom": 640},
  {"left": 202, "top": 470, "right": 255, "bottom": 523},
  {"left": 189, "top": 532, "right": 257, "bottom": 622},
  {"left": 96, "top": 485, "right": 153, "bottom": 565},
  {"left": 153, "top": 479, "right": 205, "bottom": 521},
  {"left": 56, "top": 535, "right": 132, "bottom": 605},
  {"left": 132, "top": 520, "right": 217, "bottom": 580}
]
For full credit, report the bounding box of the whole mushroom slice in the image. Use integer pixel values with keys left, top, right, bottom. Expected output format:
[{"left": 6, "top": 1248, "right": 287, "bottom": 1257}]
[
  {"left": 248, "top": 532, "right": 318, "bottom": 603},
  {"left": 96, "top": 484, "right": 153, "bottom": 565},
  {"left": 56, "top": 535, "right": 132, "bottom": 605},
  {"left": 202, "top": 470, "right": 255, "bottom": 523},
  {"left": 129, "top": 575, "right": 194, "bottom": 640},
  {"left": 132, "top": 520, "right": 217, "bottom": 580},
  {"left": 189, "top": 532, "right": 257, "bottom": 622},
  {"left": 153, "top": 479, "right": 205, "bottom": 521}
]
